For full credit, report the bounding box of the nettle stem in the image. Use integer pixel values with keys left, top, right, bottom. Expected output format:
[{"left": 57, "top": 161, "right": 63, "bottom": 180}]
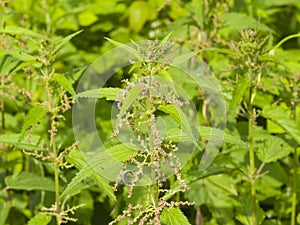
[
  {"left": 149, "top": 126, "right": 159, "bottom": 209},
  {"left": 291, "top": 106, "right": 298, "bottom": 225},
  {"left": 248, "top": 85, "right": 257, "bottom": 225},
  {"left": 1, "top": 75, "right": 13, "bottom": 225},
  {"left": 52, "top": 141, "right": 61, "bottom": 225},
  {"left": 45, "top": 76, "right": 61, "bottom": 225}
]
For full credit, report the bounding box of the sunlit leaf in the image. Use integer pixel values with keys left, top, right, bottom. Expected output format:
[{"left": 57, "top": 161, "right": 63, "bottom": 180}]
[
  {"left": 53, "top": 73, "right": 75, "bottom": 96},
  {"left": 0, "top": 199, "right": 11, "bottom": 225},
  {"left": 106, "top": 143, "right": 138, "bottom": 162},
  {"left": 229, "top": 77, "right": 250, "bottom": 112},
  {"left": 0, "top": 26, "right": 44, "bottom": 38},
  {"left": 78, "top": 11, "right": 98, "bottom": 26},
  {"left": 117, "top": 85, "right": 140, "bottom": 122},
  {"left": 160, "top": 207, "right": 191, "bottom": 225},
  {"left": 0, "top": 134, "right": 44, "bottom": 151},
  {"left": 52, "top": 30, "right": 83, "bottom": 54},
  {"left": 105, "top": 37, "right": 141, "bottom": 60},
  {"left": 27, "top": 213, "right": 51, "bottom": 225},
  {"left": 20, "top": 106, "right": 48, "bottom": 140},
  {"left": 75, "top": 87, "right": 122, "bottom": 101},
  {"left": 128, "top": 1, "right": 153, "bottom": 33}
]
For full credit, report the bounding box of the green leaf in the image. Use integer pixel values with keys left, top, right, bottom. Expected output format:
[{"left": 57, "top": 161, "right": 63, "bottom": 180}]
[
  {"left": 104, "top": 38, "right": 141, "bottom": 61},
  {"left": 52, "top": 30, "right": 83, "bottom": 54},
  {"left": 297, "top": 213, "right": 300, "bottom": 224},
  {"left": 27, "top": 213, "right": 51, "bottom": 225},
  {"left": 172, "top": 52, "right": 196, "bottom": 66},
  {"left": 93, "top": 172, "right": 117, "bottom": 202},
  {"left": 235, "top": 195, "right": 265, "bottom": 225},
  {"left": 0, "top": 26, "right": 44, "bottom": 38},
  {"left": 128, "top": 1, "right": 152, "bottom": 33},
  {"left": 53, "top": 73, "right": 75, "bottom": 96},
  {"left": 229, "top": 77, "right": 250, "bottom": 111},
  {"left": 60, "top": 166, "right": 95, "bottom": 198},
  {"left": 0, "top": 134, "right": 44, "bottom": 150},
  {"left": 220, "top": 13, "right": 272, "bottom": 32},
  {"left": 262, "top": 105, "right": 300, "bottom": 145},
  {"left": 158, "top": 104, "right": 201, "bottom": 150},
  {"left": 5, "top": 172, "right": 55, "bottom": 192},
  {"left": 19, "top": 106, "right": 48, "bottom": 146},
  {"left": 61, "top": 165, "right": 116, "bottom": 202},
  {"left": 76, "top": 87, "right": 122, "bottom": 101},
  {"left": 117, "top": 85, "right": 140, "bottom": 122},
  {"left": 0, "top": 49, "right": 36, "bottom": 62},
  {"left": 160, "top": 207, "right": 191, "bottom": 225},
  {"left": 106, "top": 143, "right": 138, "bottom": 162},
  {"left": 0, "top": 199, "right": 11, "bottom": 225},
  {"left": 78, "top": 11, "right": 98, "bottom": 26},
  {"left": 166, "top": 126, "right": 248, "bottom": 148},
  {"left": 21, "top": 106, "right": 48, "bottom": 134},
  {"left": 0, "top": 55, "right": 21, "bottom": 75},
  {"left": 261, "top": 0, "right": 300, "bottom": 6},
  {"left": 256, "top": 135, "right": 293, "bottom": 163},
  {"left": 67, "top": 151, "right": 118, "bottom": 201}
]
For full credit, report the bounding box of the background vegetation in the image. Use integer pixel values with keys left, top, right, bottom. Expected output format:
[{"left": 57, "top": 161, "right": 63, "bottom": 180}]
[{"left": 0, "top": 0, "right": 299, "bottom": 225}]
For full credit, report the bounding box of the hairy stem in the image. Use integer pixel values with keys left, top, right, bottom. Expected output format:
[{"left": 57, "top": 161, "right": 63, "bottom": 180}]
[
  {"left": 53, "top": 141, "right": 61, "bottom": 225},
  {"left": 149, "top": 127, "right": 159, "bottom": 209},
  {"left": 1, "top": 75, "right": 12, "bottom": 225},
  {"left": 248, "top": 86, "right": 257, "bottom": 225},
  {"left": 291, "top": 106, "right": 298, "bottom": 225}
]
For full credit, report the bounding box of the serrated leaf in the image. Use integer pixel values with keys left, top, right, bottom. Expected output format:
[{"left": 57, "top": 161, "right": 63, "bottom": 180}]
[
  {"left": 93, "top": 172, "right": 116, "bottom": 202},
  {"left": 160, "top": 207, "right": 191, "bottom": 225},
  {"left": 0, "top": 26, "right": 44, "bottom": 38},
  {"left": 52, "top": 30, "right": 83, "bottom": 54},
  {"left": 160, "top": 32, "right": 173, "bottom": 45},
  {"left": 235, "top": 195, "right": 265, "bottom": 225},
  {"left": 27, "top": 213, "right": 51, "bottom": 225},
  {"left": 61, "top": 150, "right": 116, "bottom": 201},
  {"left": 19, "top": 106, "right": 48, "bottom": 144},
  {"left": 0, "top": 49, "right": 36, "bottom": 62},
  {"left": 76, "top": 87, "right": 122, "bottom": 101},
  {"left": 158, "top": 104, "right": 201, "bottom": 150},
  {"left": 0, "top": 134, "right": 44, "bottom": 150},
  {"left": 117, "top": 85, "right": 140, "bottom": 121},
  {"left": 60, "top": 166, "right": 95, "bottom": 198},
  {"left": 256, "top": 135, "right": 293, "bottom": 163},
  {"left": 106, "top": 143, "right": 138, "bottom": 162},
  {"left": 5, "top": 172, "right": 55, "bottom": 192},
  {"left": 105, "top": 38, "right": 141, "bottom": 61},
  {"left": 166, "top": 126, "right": 248, "bottom": 148},
  {"left": 53, "top": 73, "right": 75, "bottom": 96},
  {"left": 0, "top": 55, "right": 20, "bottom": 75},
  {"left": 0, "top": 199, "right": 11, "bottom": 225},
  {"left": 61, "top": 158, "right": 116, "bottom": 201},
  {"left": 172, "top": 52, "right": 196, "bottom": 66},
  {"left": 21, "top": 106, "right": 48, "bottom": 133},
  {"left": 229, "top": 77, "right": 250, "bottom": 111},
  {"left": 11, "top": 60, "right": 37, "bottom": 73},
  {"left": 163, "top": 154, "right": 238, "bottom": 201},
  {"left": 262, "top": 105, "right": 300, "bottom": 145}
]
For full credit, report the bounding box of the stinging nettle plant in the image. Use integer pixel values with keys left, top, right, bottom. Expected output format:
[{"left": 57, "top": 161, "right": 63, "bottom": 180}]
[
  {"left": 1, "top": 1, "right": 300, "bottom": 224},
  {"left": 75, "top": 39, "right": 203, "bottom": 225}
]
